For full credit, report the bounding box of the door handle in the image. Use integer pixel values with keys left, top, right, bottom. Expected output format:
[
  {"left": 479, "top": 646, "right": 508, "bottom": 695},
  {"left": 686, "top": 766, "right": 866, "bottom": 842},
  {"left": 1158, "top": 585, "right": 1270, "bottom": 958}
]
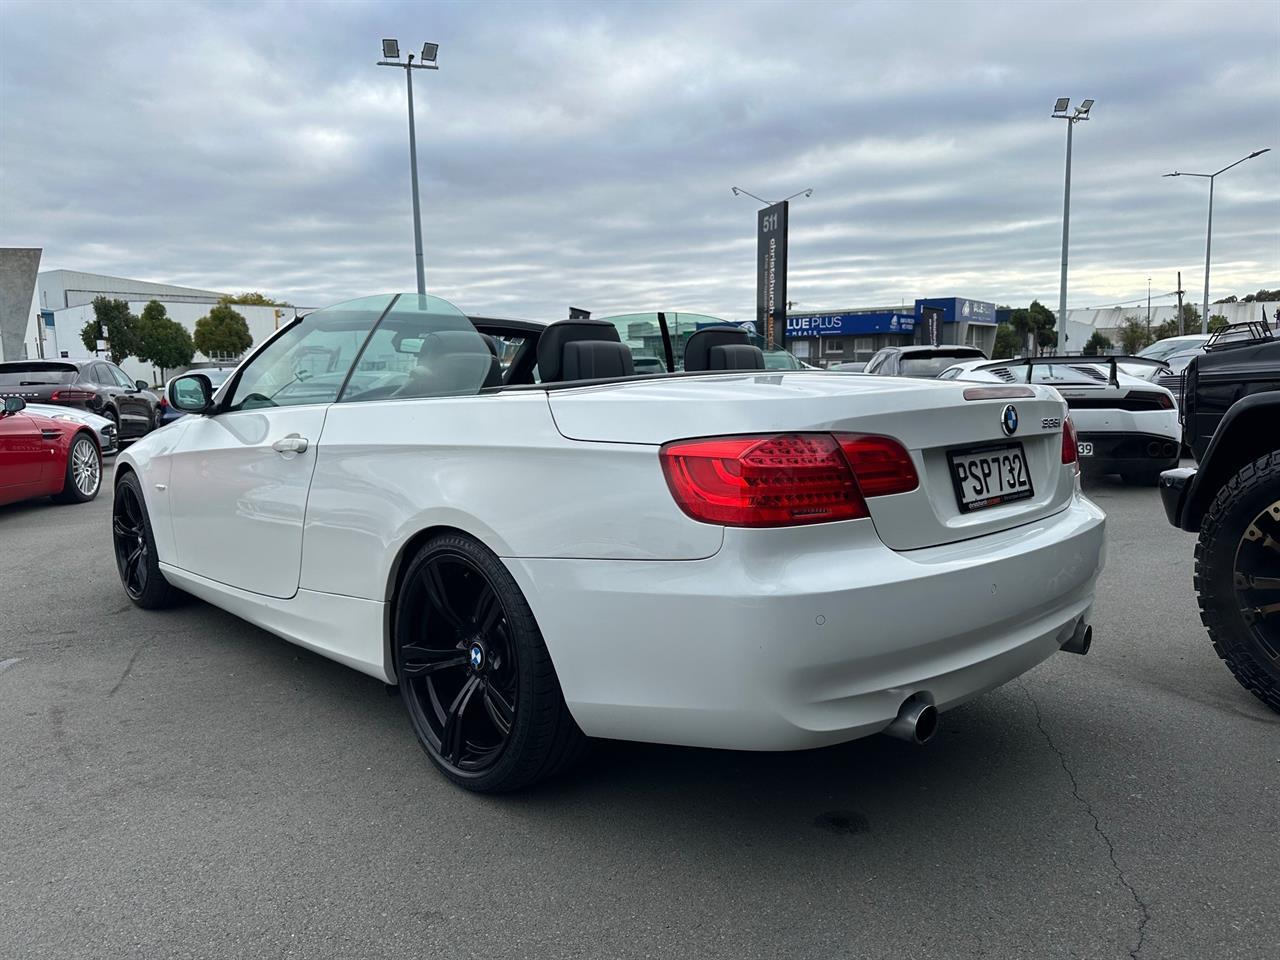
[{"left": 271, "top": 434, "right": 309, "bottom": 454}]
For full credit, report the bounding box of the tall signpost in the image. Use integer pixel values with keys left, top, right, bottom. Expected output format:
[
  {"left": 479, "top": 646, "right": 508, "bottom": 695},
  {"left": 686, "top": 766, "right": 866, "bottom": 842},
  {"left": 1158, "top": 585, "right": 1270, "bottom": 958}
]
[
  {"left": 733, "top": 187, "right": 811, "bottom": 351},
  {"left": 756, "top": 201, "right": 789, "bottom": 350}
]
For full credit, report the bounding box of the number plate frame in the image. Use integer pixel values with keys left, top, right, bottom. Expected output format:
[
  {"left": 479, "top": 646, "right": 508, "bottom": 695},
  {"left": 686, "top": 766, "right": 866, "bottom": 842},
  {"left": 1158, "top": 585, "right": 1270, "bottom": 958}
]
[{"left": 946, "top": 442, "right": 1035, "bottom": 514}]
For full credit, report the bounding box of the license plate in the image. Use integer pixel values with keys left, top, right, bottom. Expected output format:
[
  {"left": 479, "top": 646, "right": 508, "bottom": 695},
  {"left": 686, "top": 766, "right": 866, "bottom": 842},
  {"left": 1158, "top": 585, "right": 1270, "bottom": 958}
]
[
  {"left": 947, "top": 443, "right": 1035, "bottom": 513},
  {"left": 1077, "top": 441, "right": 1094, "bottom": 457}
]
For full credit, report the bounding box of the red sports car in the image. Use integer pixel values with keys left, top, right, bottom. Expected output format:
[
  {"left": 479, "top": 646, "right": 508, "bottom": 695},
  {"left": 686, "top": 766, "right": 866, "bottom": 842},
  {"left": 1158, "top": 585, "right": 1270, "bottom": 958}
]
[{"left": 0, "top": 397, "right": 102, "bottom": 507}]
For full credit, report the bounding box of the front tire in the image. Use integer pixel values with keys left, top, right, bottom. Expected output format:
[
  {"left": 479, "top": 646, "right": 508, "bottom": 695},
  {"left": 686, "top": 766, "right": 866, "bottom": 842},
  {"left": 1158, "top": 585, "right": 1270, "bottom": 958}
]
[
  {"left": 1195, "top": 451, "right": 1280, "bottom": 713},
  {"left": 394, "top": 533, "right": 587, "bottom": 792},
  {"left": 52, "top": 431, "right": 101, "bottom": 503},
  {"left": 113, "top": 471, "right": 182, "bottom": 609}
]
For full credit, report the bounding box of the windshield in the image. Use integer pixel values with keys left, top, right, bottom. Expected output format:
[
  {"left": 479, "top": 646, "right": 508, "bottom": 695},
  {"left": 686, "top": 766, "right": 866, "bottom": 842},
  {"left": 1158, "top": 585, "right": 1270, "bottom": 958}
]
[
  {"left": 900, "top": 351, "right": 984, "bottom": 377},
  {"left": 1138, "top": 337, "right": 1207, "bottom": 360},
  {"left": 0, "top": 362, "right": 79, "bottom": 386}
]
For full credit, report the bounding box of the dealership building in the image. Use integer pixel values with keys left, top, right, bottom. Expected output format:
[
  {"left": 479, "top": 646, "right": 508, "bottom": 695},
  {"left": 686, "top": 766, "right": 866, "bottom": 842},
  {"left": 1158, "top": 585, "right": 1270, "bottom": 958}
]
[{"left": 785, "top": 297, "right": 998, "bottom": 364}]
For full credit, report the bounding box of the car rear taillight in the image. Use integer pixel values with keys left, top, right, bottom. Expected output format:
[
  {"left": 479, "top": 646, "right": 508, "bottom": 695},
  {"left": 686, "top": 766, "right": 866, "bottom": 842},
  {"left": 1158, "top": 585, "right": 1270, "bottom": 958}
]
[
  {"left": 659, "top": 432, "right": 917, "bottom": 527},
  {"left": 49, "top": 390, "right": 94, "bottom": 402},
  {"left": 1062, "top": 417, "right": 1079, "bottom": 465},
  {"left": 158, "top": 395, "right": 169, "bottom": 409}
]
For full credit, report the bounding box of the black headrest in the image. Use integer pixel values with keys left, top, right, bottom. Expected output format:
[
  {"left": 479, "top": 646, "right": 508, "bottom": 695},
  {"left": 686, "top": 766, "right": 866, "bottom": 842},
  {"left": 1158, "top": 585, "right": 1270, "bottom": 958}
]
[
  {"left": 400, "top": 329, "right": 501, "bottom": 395},
  {"left": 477, "top": 332, "right": 500, "bottom": 358},
  {"left": 709, "top": 343, "right": 765, "bottom": 370},
  {"left": 537, "top": 319, "right": 623, "bottom": 382},
  {"left": 684, "top": 327, "right": 752, "bottom": 371},
  {"left": 562, "top": 341, "right": 635, "bottom": 381}
]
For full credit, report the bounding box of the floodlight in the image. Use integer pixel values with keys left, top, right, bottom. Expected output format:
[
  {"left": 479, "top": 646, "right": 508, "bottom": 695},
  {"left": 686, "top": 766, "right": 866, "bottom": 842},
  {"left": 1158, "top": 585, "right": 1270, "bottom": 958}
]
[
  {"left": 421, "top": 42, "right": 439, "bottom": 63},
  {"left": 382, "top": 38, "right": 400, "bottom": 59},
  {"left": 1053, "top": 97, "right": 1070, "bottom": 114},
  {"left": 1078, "top": 98, "right": 1094, "bottom": 115}
]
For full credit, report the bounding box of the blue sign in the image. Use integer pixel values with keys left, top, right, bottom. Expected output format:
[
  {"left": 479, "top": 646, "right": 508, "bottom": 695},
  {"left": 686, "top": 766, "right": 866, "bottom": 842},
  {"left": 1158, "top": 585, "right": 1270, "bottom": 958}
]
[
  {"left": 786, "top": 311, "right": 916, "bottom": 337},
  {"left": 914, "top": 297, "right": 997, "bottom": 327}
]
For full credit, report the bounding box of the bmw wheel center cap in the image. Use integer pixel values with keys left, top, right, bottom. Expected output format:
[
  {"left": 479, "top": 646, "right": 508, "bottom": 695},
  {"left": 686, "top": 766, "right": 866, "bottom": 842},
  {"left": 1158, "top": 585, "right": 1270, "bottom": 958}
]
[
  {"left": 1000, "top": 404, "right": 1019, "bottom": 436},
  {"left": 469, "top": 643, "right": 485, "bottom": 670}
]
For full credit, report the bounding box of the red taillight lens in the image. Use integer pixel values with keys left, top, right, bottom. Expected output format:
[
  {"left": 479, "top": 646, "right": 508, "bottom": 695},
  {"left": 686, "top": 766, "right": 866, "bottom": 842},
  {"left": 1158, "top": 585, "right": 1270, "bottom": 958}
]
[
  {"left": 659, "top": 432, "right": 917, "bottom": 527},
  {"left": 50, "top": 390, "right": 95, "bottom": 402},
  {"left": 158, "top": 396, "right": 169, "bottom": 409},
  {"left": 1062, "top": 417, "right": 1079, "bottom": 465}
]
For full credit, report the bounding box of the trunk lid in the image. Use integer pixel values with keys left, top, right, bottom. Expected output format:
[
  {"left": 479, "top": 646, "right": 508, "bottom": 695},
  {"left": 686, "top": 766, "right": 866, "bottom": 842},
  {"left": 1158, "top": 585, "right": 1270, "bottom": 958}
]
[{"left": 546, "top": 372, "right": 1074, "bottom": 550}]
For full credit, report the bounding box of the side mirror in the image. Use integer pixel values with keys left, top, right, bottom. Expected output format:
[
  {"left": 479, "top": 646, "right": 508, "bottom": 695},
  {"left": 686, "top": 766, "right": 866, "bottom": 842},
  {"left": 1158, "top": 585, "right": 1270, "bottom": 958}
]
[
  {"left": 135, "top": 379, "right": 149, "bottom": 391},
  {"left": 169, "top": 373, "right": 214, "bottom": 414},
  {"left": 2, "top": 396, "right": 26, "bottom": 416}
]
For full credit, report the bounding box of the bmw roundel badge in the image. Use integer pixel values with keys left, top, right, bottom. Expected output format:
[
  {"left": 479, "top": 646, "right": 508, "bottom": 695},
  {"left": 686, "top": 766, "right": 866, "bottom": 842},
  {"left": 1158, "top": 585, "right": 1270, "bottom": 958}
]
[
  {"left": 1000, "top": 404, "right": 1019, "bottom": 436},
  {"left": 469, "top": 644, "right": 484, "bottom": 669}
]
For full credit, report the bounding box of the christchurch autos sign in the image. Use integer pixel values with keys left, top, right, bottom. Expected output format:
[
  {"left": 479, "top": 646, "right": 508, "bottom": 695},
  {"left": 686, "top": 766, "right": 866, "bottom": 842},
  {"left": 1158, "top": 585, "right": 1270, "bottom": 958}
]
[{"left": 756, "top": 202, "right": 788, "bottom": 350}]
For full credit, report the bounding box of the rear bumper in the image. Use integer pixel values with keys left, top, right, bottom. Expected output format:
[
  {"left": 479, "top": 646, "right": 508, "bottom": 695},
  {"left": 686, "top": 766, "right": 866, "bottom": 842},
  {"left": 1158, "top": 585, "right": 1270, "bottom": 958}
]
[
  {"left": 1078, "top": 431, "right": 1180, "bottom": 475},
  {"left": 506, "top": 493, "right": 1106, "bottom": 751},
  {"left": 1159, "top": 467, "right": 1197, "bottom": 530}
]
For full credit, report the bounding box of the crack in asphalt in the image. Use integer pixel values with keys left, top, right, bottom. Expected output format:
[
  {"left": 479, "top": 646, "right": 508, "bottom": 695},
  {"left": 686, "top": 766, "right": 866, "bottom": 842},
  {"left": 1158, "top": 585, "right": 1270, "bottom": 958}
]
[
  {"left": 1020, "top": 681, "right": 1151, "bottom": 959},
  {"left": 107, "top": 642, "right": 146, "bottom": 699}
]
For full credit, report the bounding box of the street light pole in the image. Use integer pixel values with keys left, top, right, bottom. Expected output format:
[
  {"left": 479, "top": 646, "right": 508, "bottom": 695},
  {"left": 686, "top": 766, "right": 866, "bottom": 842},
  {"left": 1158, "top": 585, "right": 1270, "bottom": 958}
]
[
  {"left": 1163, "top": 148, "right": 1271, "bottom": 335},
  {"left": 378, "top": 39, "right": 440, "bottom": 297},
  {"left": 1051, "top": 98, "right": 1093, "bottom": 351}
]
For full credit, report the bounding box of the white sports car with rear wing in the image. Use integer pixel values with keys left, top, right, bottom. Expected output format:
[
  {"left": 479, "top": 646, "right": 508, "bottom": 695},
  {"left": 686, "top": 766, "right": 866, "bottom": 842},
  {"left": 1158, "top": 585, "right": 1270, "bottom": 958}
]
[{"left": 113, "top": 293, "right": 1105, "bottom": 792}]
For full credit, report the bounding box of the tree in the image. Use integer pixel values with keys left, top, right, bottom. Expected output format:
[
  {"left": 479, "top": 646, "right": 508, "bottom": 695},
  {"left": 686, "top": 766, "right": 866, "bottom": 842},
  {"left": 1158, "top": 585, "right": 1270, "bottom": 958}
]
[
  {"left": 193, "top": 303, "right": 253, "bottom": 360},
  {"left": 219, "top": 291, "right": 291, "bottom": 307},
  {"left": 1083, "top": 331, "right": 1113, "bottom": 356},
  {"left": 134, "top": 301, "right": 195, "bottom": 379},
  {"left": 1242, "top": 289, "right": 1279, "bottom": 303},
  {"left": 992, "top": 323, "right": 1021, "bottom": 360},
  {"left": 1116, "top": 315, "right": 1151, "bottom": 354},
  {"left": 79, "top": 297, "right": 139, "bottom": 363},
  {"left": 1007, "top": 299, "right": 1057, "bottom": 354},
  {"left": 1208, "top": 313, "right": 1230, "bottom": 333}
]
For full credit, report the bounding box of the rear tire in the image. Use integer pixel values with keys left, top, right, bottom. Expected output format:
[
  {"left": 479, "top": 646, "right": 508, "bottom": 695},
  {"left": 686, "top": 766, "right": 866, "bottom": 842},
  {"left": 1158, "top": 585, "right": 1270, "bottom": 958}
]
[
  {"left": 394, "top": 532, "right": 588, "bottom": 792},
  {"left": 52, "top": 431, "right": 101, "bottom": 503},
  {"left": 113, "top": 471, "right": 182, "bottom": 609},
  {"left": 1195, "top": 451, "right": 1280, "bottom": 714}
]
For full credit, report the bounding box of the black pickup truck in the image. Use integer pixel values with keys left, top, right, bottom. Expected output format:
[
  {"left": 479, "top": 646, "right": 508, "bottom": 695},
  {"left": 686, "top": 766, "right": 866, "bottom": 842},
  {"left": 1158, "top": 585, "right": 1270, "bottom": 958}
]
[{"left": 1159, "top": 320, "right": 1280, "bottom": 712}]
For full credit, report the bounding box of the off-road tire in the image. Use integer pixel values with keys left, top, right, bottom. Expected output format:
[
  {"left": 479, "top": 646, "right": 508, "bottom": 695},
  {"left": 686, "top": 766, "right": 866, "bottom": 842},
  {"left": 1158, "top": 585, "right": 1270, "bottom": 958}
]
[{"left": 1194, "top": 450, "right": 1280, "bottom": 713}]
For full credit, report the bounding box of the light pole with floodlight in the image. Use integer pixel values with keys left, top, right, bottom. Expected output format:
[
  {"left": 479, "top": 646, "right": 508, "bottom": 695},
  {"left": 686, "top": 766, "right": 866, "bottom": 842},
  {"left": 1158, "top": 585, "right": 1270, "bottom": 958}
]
[
  {"left": 1051, "top": 97, "right": 1093, "bottom": 351},
  {"left": 1162, "top": 148, "right": 1271, "bottom": 335},
  {"left": 378, "top": 39, "right": 439, "bottom": 297}
]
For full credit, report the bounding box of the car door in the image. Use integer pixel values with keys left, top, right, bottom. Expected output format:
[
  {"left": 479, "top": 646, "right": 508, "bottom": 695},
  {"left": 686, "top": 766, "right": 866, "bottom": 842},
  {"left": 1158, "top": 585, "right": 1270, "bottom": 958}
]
[
  {"left": 0, "top": 409, "right": 50, "bottom": 502},
  {"left": 89, "top": 363, "right": 125, "bottom": 428},
  {"left": 165, "top": 295, "right": 393, "bottom": 599},
  {"left": 105, "top": 363, "right": 149, "bottom": 434}
]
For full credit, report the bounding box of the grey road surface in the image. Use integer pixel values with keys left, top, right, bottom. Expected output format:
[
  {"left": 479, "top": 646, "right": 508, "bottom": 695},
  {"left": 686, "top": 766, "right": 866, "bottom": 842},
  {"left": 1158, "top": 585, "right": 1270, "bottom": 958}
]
[{"left": 1, "top": 465, "right": 1276, "bottom": 960}]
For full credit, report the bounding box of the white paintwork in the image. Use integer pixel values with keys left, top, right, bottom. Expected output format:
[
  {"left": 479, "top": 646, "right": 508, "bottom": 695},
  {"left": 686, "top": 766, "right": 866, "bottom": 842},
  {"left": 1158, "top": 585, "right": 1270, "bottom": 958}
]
[
  {"left": 118, "top": 347, "right": 1106, "bottom": 751},
  {"left": 24, "top": 403, "right": 117, "bottom": 452}
]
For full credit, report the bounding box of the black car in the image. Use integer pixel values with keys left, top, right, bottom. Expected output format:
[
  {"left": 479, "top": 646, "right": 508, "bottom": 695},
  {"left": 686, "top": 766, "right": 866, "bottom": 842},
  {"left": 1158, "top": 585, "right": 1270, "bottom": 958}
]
[
  {"left": 0, "top": 359, "right": 162, "bottom": 439},
  {"left": 864, "top": 344, "right": 987, "bottom": 378},
  {"left": 1159, "top": 320, "right": 1279, "bottom": 713}
]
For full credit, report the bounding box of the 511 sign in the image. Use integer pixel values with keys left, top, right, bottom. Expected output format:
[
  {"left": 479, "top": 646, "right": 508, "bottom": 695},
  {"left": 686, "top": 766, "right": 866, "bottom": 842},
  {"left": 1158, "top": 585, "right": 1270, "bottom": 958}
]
[{"left": 756, "top": 201, "right": 789, "bottom": 350}]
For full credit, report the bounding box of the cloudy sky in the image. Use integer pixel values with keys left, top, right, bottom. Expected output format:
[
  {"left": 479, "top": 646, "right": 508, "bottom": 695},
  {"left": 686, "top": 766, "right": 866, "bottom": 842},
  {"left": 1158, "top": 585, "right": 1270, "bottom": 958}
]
[{"left": 2, "top": 0, "right": 1277, "bottom": 318}]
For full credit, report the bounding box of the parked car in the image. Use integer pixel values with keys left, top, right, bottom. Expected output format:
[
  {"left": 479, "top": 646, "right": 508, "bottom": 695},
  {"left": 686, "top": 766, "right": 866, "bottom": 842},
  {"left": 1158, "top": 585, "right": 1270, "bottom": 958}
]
[
  {"left": 114, "top": 294, "right": 1104, "bottom": 792},
  {"left": 0, "top": 397, "right": 102, "bottom": 507},
  {"left": 24, "top": 402, "right": 118, "bottom": 455},
  {"left": 1159, "top": 323, "right": 1279, "bottom": 712},
  {"left": 1137, "top": 334, "right": 1211, "bottom": 363},
  {"left": 0, "top": 359, "right": 161, "bottom": 439},
  {"left": 941, "top": 356, "right": 1180, "bottom": 485},
  {"left": 827, "top": 360, "right": 868, "bottom": 372},
  {"left": 158, "top": 367, "right": 236, "bottom": 425},
  {"left": 864, "top": 344, "right": 987, "bottom": 378}
]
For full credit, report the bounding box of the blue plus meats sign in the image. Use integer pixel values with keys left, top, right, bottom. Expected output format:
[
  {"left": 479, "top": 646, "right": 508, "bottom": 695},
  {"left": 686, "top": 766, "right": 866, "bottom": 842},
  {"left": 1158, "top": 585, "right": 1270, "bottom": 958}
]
[{"left": 786, "top": 311, "right": 916, "bottom": 337}]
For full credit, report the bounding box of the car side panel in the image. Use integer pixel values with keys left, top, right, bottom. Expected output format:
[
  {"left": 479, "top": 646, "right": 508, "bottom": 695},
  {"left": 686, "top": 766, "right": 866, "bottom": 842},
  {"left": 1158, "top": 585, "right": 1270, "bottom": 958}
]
[
  {"left": 298, "top": 392, "right": 724, "bottom": 600},
  {"left": 115, "top": 419, "right": 191, "bottom": 562}
]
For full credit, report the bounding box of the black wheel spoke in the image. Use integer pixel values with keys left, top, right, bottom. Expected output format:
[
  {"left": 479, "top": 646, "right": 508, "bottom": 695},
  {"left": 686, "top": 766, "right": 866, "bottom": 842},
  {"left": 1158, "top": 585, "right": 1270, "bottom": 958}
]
[
  {"left": 422, "top": 560, "right": 464, "bottom": 629},
  {"left": 442, "top": 676, "right": 481, "bottom": 763},
  {"left": 482, "top": 681, "right": 514, "bottom": 736},
  {"left": 474, "top": 586, "right": 503, "bottom": 636},
  {"left": 400, "top": 643, "right": 468, "bottom": 678},
  {"left": 113, "top": 517, "right": 134, "bottom": 538}
]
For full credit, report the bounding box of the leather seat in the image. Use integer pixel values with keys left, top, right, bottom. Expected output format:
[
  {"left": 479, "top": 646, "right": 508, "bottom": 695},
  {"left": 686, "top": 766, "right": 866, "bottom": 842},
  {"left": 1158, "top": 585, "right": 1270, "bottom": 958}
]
[
  {"left": 537, "top": 320, "right": 635, "bottom": 382},
  {"left": 397, "top": 330, "right": 501, "bottom": 397},
  {"left": 683, "top": 327, "right": 766, "bottom": 372}
]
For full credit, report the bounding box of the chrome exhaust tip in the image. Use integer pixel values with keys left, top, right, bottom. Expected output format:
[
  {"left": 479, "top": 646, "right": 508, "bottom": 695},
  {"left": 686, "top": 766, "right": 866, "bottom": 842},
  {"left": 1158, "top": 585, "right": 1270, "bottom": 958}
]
[
  {"left": 1060, "top": 622, "right": 1092, "bottom": 656},
  {"left": 885, "top": 697, "right": 939, "bottom": 745}
]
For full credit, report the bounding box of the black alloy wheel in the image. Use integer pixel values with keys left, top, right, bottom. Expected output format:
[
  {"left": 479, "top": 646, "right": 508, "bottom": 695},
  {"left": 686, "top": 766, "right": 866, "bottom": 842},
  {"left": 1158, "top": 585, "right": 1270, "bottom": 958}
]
[
  {"left": 1196, "top": 451, "right": 1280, "bottom": 713},
  {"left": 112, "top": 472, "right": 181, "bottom": 609},
  {"left": 395, "top": 533, "right": 587, "bottom": 792}
]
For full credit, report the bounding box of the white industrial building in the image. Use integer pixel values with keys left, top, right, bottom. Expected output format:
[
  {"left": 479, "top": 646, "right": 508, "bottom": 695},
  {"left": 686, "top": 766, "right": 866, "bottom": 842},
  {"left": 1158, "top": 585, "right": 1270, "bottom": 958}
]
[
  {"left": 11, "top": 264, "right": 306, "bottom": 384},
  {"left": 1061, "top": 301, "right": 1278, "bottom": 349}
]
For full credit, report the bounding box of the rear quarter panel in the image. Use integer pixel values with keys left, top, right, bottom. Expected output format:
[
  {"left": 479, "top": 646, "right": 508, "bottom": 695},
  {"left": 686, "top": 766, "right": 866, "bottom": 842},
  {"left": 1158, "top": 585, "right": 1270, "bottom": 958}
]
[{"left": 299, "top": 392, "right": 723, "bottom": 600}]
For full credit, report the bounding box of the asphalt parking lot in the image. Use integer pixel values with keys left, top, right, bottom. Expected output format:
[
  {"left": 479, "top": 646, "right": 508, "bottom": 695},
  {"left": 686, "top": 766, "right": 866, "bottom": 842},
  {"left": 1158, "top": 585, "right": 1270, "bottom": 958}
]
[{"left": 2, "top": 463, "right": 1276, "bottom": 960}]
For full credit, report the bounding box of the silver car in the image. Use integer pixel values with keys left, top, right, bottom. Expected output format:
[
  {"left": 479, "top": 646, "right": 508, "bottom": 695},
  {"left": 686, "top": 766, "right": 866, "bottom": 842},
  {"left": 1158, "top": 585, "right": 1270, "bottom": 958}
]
[{"left": 24, "top": 403, "right": 118, "bottom": 454}]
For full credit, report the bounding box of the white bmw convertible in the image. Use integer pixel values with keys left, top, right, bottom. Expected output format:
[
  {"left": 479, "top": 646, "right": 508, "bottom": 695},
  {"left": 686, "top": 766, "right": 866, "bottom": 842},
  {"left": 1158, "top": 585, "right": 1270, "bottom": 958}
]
[{"left": 113, "top": 293, "right": 1105, "bottom": 791}]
